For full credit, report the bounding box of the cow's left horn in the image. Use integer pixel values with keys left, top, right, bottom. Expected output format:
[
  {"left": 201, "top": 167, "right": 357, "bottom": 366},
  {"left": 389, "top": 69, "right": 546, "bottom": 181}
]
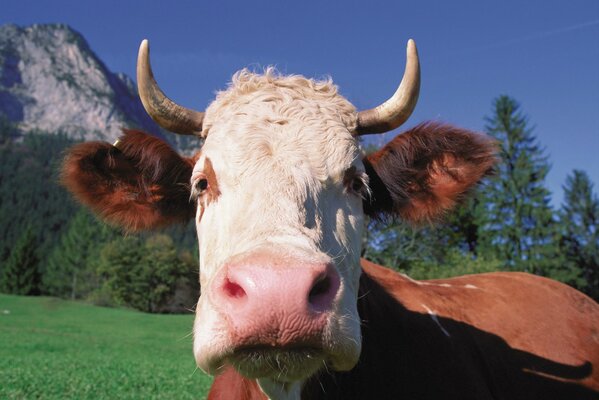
[
  {"left": 137, "top": 39, "right": 205, "bottom": 136},
  {"left": 355, "top": 39, "right": 420, "bottom": 135}
]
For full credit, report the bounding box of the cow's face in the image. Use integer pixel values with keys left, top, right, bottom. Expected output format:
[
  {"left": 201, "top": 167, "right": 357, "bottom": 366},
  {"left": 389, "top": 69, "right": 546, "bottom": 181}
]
[
  {"left": 61, "top": 40, "right": 496, "bottom": 398},
  {"left": 191, "top": 70, "right": 365, "bottom": 383}
]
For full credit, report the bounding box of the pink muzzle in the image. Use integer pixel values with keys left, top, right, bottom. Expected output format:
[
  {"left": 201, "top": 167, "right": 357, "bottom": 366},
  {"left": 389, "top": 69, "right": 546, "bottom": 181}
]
[{"left": 209, "top": 252, "right": 341, "bottom": 349}]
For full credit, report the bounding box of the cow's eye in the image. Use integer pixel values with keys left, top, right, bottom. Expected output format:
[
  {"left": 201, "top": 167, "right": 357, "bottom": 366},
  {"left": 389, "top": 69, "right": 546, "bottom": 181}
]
[
  {"left": 343, "top": 167, "right": 368, "bottom": 197},
  {"left": 351, "top": 177, "right": 364, "bottom": 193},
  {"left": 192, "top": 177, "right": 209, "bottom": 200},
  {"left": 346, "top": 175, "right": 368, "bottom": 198},
  {"left": 197, "top": 178, "right": 208, "bottom": 192}
]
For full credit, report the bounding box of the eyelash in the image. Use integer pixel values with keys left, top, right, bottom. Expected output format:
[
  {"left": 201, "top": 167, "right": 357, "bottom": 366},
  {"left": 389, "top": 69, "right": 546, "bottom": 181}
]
[{"left": 347, "top": 173, "right": 369, "bottom": 198}]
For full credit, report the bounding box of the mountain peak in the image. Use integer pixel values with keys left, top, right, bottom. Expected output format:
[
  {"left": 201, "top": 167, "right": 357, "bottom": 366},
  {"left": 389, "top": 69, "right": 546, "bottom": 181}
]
[{"left": 0, "top": 23, "right": 162, "bottom": 142}]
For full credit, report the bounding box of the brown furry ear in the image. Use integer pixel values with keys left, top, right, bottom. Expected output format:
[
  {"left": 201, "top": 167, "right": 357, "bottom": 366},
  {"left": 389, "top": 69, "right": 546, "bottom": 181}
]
[
  {"left": 363, "top": 122, "right": 497, "bottom": 223},
  {"left": 61, "top": 130, "right": 196, "bottom": 231}
]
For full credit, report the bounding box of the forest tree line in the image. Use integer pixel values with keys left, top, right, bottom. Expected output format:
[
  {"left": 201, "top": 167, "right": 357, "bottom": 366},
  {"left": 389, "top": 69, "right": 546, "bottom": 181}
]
[{"left": 0, "top": 95, "right": 597, "bottom": 312}]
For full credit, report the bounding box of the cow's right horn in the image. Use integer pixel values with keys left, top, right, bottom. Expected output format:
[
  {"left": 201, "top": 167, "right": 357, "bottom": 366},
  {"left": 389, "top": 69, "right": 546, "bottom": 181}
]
[{"left": 137, "top": 39, "right": 205, "bottom": 136}]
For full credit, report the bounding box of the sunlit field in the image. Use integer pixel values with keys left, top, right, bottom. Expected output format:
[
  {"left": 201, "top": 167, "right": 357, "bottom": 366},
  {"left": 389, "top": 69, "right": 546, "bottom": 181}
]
[{"left": 0, "top": 294, "right": 212, "bottom": 399}]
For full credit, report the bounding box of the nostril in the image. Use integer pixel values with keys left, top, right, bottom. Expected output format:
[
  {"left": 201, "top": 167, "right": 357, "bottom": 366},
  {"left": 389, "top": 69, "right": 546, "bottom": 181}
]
[
  {"left": 308, "top": 267, "right": 339, "bottom": 312},
  {"left": 309, "top": 275, "right": 331, "bottom": 302},
  {"left": 223, "top": 278, "right": 246, "bottom": 299}
]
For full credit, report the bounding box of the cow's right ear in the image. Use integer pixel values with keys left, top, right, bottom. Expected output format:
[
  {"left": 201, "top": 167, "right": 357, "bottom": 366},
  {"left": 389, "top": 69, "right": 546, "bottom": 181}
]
[{"left": 61, "top": 130, "right": 196, "bottom": 231}]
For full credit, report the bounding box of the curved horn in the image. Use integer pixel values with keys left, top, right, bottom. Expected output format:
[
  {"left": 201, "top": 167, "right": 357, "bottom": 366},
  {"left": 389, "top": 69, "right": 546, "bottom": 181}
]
[
  {"left": 355, "top": 39, "right": 421, "bottom": 135},
  {"left": 137, "top": 39, "right": 204, "bottom": 136}
]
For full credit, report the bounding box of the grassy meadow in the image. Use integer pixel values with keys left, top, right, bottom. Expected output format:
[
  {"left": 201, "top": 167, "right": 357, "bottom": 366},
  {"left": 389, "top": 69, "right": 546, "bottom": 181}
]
[{"left": 0, "top": 294, "right": 212, "bottom": 399}]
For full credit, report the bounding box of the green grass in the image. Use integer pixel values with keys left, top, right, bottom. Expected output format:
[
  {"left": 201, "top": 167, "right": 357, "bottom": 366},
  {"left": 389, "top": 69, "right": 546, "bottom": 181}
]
[{"left": 0, "top": 294, "right": 212, "bottom": 399}]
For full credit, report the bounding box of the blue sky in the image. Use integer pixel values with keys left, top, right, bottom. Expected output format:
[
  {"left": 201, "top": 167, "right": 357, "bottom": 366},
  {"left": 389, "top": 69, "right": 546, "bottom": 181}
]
[{"left": 3, "top": 0, "right": 598, "bottom": 206}]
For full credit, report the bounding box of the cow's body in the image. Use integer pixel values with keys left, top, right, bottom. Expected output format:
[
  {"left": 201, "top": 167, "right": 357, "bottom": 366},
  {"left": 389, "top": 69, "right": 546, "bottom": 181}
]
[
  {"left": 208, "top": 259, "right": 599, "bottom": 399},
  {"left": 61, "top": 39, "right": 599, "bottom": 400}
]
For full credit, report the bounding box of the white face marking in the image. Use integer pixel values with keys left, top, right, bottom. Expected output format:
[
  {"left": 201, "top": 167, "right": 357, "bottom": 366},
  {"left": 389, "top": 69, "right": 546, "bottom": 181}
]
[{"left": 191, "top": 70, "right": 364, "bottom": 388}]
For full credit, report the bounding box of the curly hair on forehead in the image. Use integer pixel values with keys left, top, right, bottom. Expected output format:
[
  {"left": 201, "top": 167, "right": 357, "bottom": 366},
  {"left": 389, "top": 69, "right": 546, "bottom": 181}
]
[{"left": 202, "top": 67, "right": 358, "bottom": 134}]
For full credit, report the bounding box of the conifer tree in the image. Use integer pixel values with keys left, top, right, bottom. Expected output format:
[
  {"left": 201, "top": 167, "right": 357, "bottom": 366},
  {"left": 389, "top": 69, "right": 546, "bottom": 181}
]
[
  {"left": 0, "top": 131, "right": 76, "bottom": 264},
  {"left": 559, "top": 170, "right": 599, "bottom": 299},
  {"left": 477, "top": 96, "right": 558, "bottom": 274},
  {"left": 43, "top": 209, "right": 117, "bottom": 299},
  {"left": 363, "top": 221, "right": 438, "bottom": 270},
  {"left": 0, "top": 227, "right": 40, "bottom": 295}
]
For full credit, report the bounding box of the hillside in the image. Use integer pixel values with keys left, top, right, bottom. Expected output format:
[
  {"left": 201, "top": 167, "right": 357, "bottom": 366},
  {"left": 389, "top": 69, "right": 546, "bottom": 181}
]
[
  {"left": 0, "top": 294, "right": 212, "bottom": 399},
  {"left": 0, "top": 23, "right": 162, "bottom": 142}
]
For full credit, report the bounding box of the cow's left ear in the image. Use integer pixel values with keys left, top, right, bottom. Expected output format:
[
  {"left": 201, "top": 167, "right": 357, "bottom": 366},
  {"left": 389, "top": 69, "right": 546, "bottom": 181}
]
[
  {"left": 61, "top": 130, "right": 196, "bottom": 231},
  {"left": 363, "top": 122, "right": 497, "bottom": 223}
]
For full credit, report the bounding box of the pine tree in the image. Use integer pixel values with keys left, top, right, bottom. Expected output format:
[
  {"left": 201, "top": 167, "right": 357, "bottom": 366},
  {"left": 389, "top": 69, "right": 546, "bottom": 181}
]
[
  {"left": 43, "top": 209, "right": 118, "bottom": 299},
  {"left": 477, "top": 96, "right": 558, "bottom": 274},
  {"left": 559, "top": 170, "right": 599, "bottom": 299},
  {"left": 363, "top": 221, "right": 438, "bottom": 270},
  {"left": 0, "top": 227, "right": 40, "bottom": 295},
  {"left": 0, "top": 131, "right": 77, "bottom": 264},
  {"left": 438, "top": 195, "right": 488, "bottom": 256}
]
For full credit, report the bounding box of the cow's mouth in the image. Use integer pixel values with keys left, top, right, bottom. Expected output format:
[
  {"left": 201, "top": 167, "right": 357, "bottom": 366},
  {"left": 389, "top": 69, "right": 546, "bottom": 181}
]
[{"left": 227, "top": 345, "right": 325, "bottom": 381}]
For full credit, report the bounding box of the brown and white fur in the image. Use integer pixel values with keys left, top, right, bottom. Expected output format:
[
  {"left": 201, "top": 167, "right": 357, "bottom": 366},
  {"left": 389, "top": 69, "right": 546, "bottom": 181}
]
[{"left": 62, "top": 68, "right": 598, "bottom": 400}]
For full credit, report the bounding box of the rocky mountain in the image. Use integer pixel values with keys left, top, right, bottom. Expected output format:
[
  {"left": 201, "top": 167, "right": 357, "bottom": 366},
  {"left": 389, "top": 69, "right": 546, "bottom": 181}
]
[{"left": 0, "top": 23, "right": 163, "bottom": 142}]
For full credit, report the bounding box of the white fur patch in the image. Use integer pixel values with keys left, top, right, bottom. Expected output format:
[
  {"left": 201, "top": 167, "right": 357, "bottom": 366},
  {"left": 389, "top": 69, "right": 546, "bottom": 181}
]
[
  {"left": 192, "top": 68, "right": 364, "bottom": 381},
  {"left": 258, "top": 379, "right": 302, "bottom": 400},
  {"left": 421, "top": 304, "right": 451, "bottom": 338},
  {"left": 420, "top": 281, "right": 452, "bottom": 288}
]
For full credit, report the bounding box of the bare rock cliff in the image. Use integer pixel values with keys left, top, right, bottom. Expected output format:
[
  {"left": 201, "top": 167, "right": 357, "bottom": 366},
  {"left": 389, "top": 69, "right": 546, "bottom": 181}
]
[{"left": 0, "top": 23, "right": 162, "bottom": 142}]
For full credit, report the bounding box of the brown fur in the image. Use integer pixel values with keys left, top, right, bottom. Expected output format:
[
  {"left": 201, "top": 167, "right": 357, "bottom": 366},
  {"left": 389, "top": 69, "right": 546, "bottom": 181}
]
[
  {"left": 61, "top": 123, "right": 495, "bottom": 230},
  {"left": 60, "top": 125, "right": 597, "bottom": 399},
  {"left": 363, "top": 122, "right": 497, "bottom": 222},
  {"left": 195, "top": 157, "right": 220, "bottom": 206},
  {"left": 209, "top": 260, "right": 599, "bottom": 399},
  {"left": 191, "top": 155, "right": 221, "bottom": 222},
  {"left": 61, "top": 130, "right": 196, "bottom": 231}
]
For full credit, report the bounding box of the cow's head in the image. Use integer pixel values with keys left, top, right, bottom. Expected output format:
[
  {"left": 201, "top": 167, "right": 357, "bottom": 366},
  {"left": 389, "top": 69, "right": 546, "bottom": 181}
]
[{"left": 62, "top": 40, "right": 495, "bottom": 398}]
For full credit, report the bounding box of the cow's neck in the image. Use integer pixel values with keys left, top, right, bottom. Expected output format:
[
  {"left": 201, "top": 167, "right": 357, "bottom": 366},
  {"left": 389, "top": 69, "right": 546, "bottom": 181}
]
[{"left": 300, "top": 260, "right": 414, "bottom": 399}]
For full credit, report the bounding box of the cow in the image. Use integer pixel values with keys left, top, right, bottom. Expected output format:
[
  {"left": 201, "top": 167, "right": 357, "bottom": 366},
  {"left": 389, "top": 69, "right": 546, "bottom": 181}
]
[{"left": 61, "top": 39, "right": 599, "bottom": 400}]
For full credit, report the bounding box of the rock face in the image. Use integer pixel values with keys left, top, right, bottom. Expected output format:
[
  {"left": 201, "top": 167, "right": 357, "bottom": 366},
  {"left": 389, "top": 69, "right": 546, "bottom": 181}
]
[{"left": 0, "top": 23, "right": 162, "bottom": 142}]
